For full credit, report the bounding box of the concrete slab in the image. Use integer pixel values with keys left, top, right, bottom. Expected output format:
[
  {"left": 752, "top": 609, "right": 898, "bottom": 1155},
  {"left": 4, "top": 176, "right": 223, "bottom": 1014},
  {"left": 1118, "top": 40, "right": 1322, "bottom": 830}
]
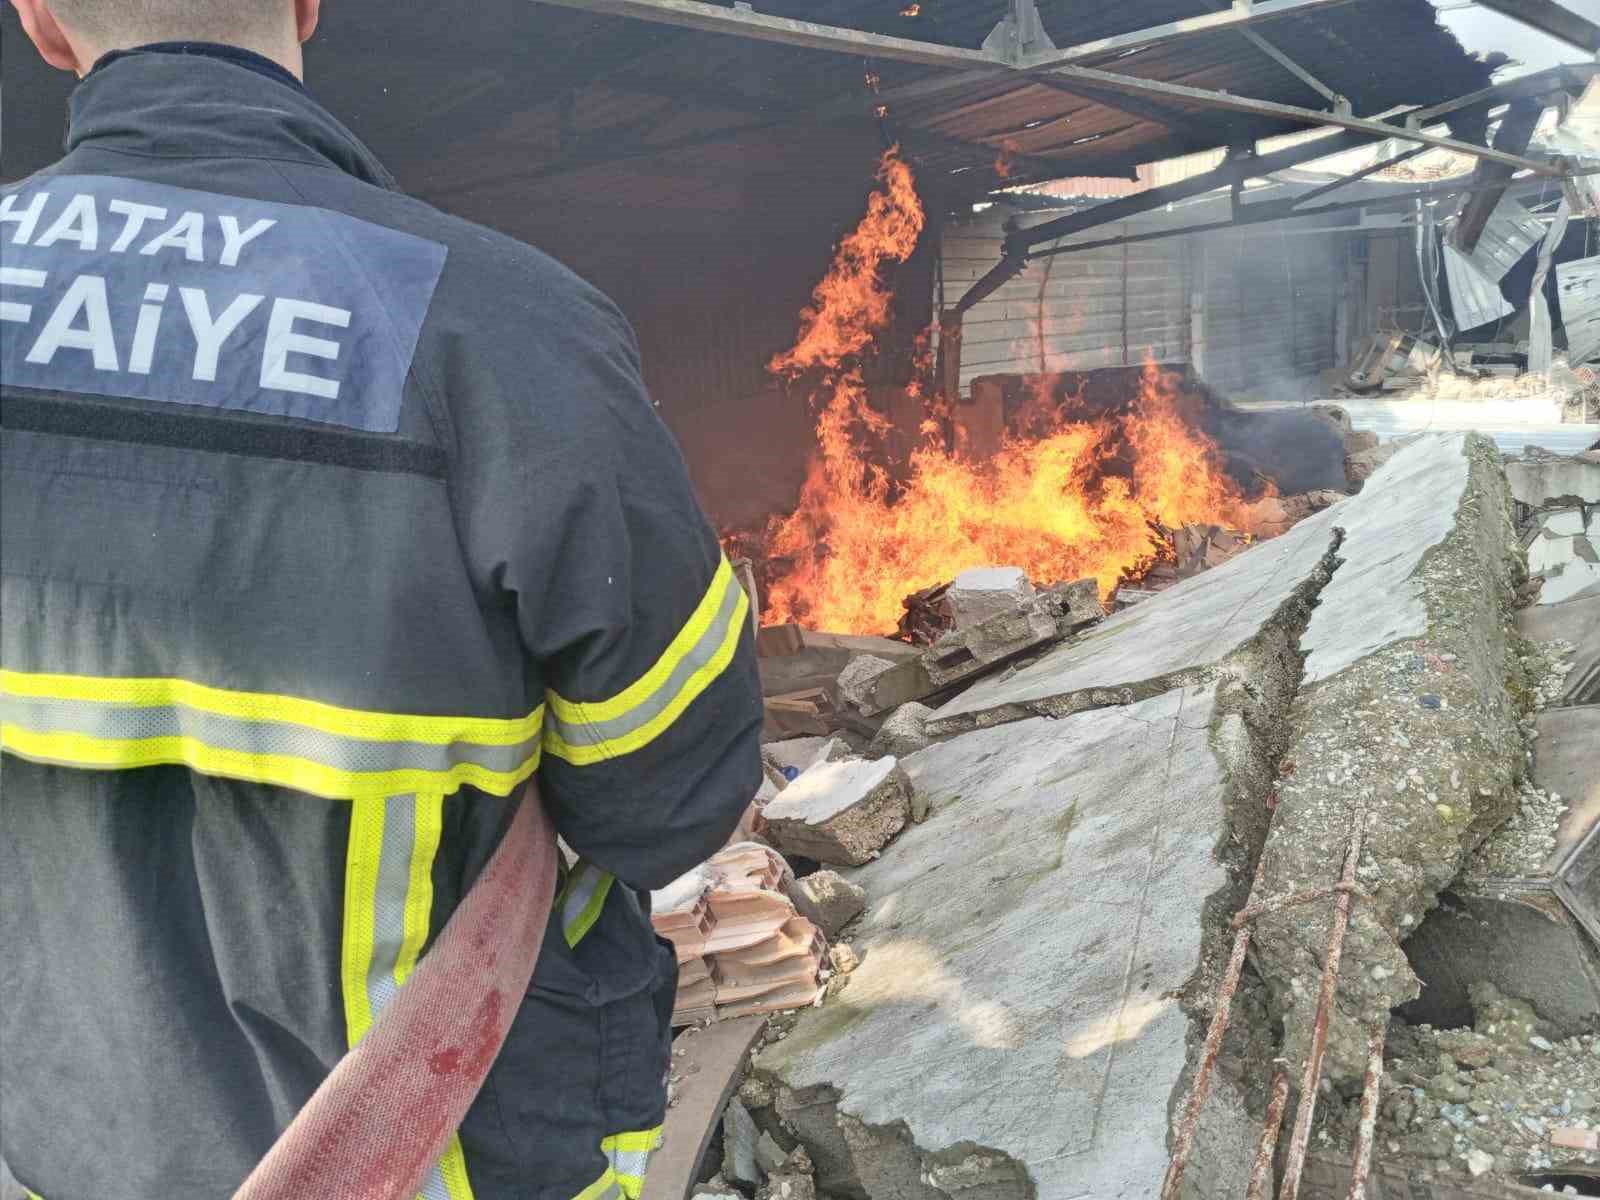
[
  {"left": 1504, "top": 454, "right": 1600, "bottom": 507},
  {"left": 931, "top": 435, "right": 1471, "bottom": 734},
  {"left": 752, "top": 686, "right": 1264, "bottom": 1200},
  {"left": 1250, "top": 433, "right": 1527, "bottom": 1086}
]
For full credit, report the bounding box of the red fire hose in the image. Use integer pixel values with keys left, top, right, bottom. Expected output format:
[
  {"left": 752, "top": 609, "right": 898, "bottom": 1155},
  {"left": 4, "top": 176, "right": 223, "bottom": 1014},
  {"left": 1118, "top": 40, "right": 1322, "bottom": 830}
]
[{"left": 234, "top": 783, "right": 558, "bottom": 1200}]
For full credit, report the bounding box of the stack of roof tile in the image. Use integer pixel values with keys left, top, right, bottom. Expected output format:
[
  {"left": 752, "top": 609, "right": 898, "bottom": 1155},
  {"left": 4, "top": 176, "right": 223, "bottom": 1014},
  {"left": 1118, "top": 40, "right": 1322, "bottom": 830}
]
[{"left": 651, "top": 842, "right": 826, "bottom": 1026}]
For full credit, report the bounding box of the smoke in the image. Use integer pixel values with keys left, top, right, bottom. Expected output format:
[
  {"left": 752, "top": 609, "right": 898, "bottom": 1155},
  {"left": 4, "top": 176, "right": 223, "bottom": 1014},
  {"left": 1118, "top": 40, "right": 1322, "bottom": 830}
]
[{"left": 1188, "top": 379, "right": 1349, "bottom": 495}]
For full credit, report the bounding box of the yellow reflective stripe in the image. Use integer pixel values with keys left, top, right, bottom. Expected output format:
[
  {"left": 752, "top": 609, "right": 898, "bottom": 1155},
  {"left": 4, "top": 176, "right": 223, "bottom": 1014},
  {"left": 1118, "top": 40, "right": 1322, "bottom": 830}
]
[
  {"left": 0, "top": 725, "right": 541, "bottom": 800},
  {"left": 571, "top": 1168, "right": 623, "bottom": 1200},
  {"left": 396, "top": 794, "right": 443, "bottom": 988},
  {"left": 343, "top": 796, "right": 476, "bottom": 1200},
  {"left": 0, "top": 670, "right": 541, "bottom": 745},
  {"left": 543, "top": 584, "right": 747, "bottom": 767},
  {"left": 602, "top": 1126, "right": 663, "bottom": 1200},
  {"left": 561, "top": 862, "right": 616, "bottom": 949},
  {"left": 546, "top": 558, "right": 735, "bottom": 725},
  {"left": 434, "top": 1132, "right": 475, "bottom": 1200},
  {"left": 341, "top": 795, "right": 385, "bottom": 1046}
]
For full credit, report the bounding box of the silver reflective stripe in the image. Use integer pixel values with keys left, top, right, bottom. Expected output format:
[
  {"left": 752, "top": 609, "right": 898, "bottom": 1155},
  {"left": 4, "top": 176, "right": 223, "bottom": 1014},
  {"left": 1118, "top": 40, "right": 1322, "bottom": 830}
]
[
  {"left": 544, "top": 574, "right": 743, "bottom": 749},
  {"left": 363, "top": 795, "right": 455, "bottom": 1200},
  {"left": 1, "top": 695, "right": 539, "bottom": 778},
  {"left": 561, "top": 860, "right": 613, "bottom": 946},
  {"left": 610, "top": 1147, "right": 652, "bottom": 1180}
]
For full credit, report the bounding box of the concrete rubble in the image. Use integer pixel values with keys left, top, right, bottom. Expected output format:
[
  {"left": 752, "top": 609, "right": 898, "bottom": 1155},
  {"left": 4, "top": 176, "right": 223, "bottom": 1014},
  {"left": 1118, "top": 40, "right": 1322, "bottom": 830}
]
[
  {"left": 752, "top": 686, "right": 1276, "bottom": 1199},
  {"left": 786, "top": 870, "right": 865, "bottom": 940},
  {"left": 718, "top": 433, "right": 1600, "bottom": 1199},
  {"left": 939, "top": 566, "right": 1036, "bottom": 630},
  {"left": 656, "top": 432, "right": 1600, "bottom": 1199},
  {"left": 761, "top": 757, "right": 912, "bottom": 867}
]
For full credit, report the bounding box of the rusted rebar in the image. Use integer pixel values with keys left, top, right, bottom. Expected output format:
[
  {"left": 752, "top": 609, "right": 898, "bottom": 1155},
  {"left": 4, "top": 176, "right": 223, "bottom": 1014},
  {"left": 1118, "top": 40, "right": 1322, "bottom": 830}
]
[
  {"left": 1246, "top": 1066, "right": 1292, "bottom": 1200},
  {"left": 1230, "top": 882, "right": 1370, "bottom": 930},
  {"left": 1159, "top": 926, "right": 1252, "bottom": 1200},
  {"left": 1278, "top": 817, "right": 1367, "bottom": 1200},
  {"left": 1347, "top": 1024, "right": 1388, "bottom": 1200}
]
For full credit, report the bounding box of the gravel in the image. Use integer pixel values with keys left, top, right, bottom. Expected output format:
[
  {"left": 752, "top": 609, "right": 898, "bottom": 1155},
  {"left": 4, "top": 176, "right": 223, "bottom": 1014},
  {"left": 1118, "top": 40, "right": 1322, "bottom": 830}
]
[{"left": 1317, "top": 983, "right": 1600, "bottom": 1185}]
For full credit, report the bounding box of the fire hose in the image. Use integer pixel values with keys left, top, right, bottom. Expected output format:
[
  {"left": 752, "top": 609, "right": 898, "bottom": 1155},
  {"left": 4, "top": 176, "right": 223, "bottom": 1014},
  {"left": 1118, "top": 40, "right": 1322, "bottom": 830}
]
[{"left": 233, "top": 782, "right": 558, "bottom": 1200}]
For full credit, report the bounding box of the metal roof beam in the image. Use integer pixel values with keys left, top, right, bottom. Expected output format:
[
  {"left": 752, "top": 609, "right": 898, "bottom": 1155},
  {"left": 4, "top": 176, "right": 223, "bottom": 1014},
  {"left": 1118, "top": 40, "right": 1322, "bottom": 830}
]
[
  {"left": 1409, "top": 61, "right": 1595, "bottom": 123},
  {"left": 527, "top": 0, "right": 1562, "bottom": 178},
  {"left": 528, "top": 0, "right": 1003, "bottom": 69},
  {"left": 1473, "top": 0, "right": 1600, "bottom": 54},
  {"left": 1235, "top": 28, "right": 1342, "bottom": 106},
  {"left": 1025, "top": 63, "right": 1565, "bottom": 175},
  {"left": 1015, "top": 0, "right": 1363, "bottom": 70}
]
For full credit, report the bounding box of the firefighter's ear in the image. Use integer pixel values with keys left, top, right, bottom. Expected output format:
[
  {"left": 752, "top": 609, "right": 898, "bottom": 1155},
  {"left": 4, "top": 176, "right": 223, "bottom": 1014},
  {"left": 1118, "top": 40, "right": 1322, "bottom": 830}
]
[
  {"left": 294, "top": 0, "right": 321, "bottom": 45},
  {"left": 11, "top": 0, "right": 84, "bottom": 73}
]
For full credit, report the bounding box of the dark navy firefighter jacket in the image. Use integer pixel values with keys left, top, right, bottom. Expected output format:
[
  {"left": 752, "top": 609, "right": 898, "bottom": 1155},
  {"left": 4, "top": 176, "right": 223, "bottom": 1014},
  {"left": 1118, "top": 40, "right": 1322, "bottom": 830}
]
[{"left": 0, "top": 47, "right": 763, "bottom": 1200}]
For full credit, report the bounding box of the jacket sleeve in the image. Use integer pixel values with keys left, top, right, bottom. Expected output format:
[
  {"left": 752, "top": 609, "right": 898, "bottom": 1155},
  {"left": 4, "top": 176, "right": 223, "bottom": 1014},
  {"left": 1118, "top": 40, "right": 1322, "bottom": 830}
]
[{"left": 447, "top": 261, "right": 763, "bottom": 892}]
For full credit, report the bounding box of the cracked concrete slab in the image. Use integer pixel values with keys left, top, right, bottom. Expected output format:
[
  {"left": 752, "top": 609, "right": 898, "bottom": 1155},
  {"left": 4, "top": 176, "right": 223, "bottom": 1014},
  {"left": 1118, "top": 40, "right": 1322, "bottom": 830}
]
[
  {"left": 1250, "top": 433, "right": 1526, "bottom": 1087},
  {"left": 930, "top": 436, "right": 1483, "bottom": 738},
  {"left": 752, "top": 686, "right": 1267, "bottom": 1199}
]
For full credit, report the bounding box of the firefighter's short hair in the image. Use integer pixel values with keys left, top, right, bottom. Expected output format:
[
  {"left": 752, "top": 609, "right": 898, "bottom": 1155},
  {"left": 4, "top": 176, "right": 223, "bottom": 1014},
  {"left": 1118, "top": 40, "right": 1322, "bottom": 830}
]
[{"left": 49, "top": 0, "right": 287, "bottom": 45}]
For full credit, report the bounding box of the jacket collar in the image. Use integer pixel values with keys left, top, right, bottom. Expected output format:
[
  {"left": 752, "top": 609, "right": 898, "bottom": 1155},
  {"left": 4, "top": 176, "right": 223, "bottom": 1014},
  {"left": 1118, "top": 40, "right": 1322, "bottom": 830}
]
[{"left": 65, "top": 52, "right": 399, "bottom": 191}]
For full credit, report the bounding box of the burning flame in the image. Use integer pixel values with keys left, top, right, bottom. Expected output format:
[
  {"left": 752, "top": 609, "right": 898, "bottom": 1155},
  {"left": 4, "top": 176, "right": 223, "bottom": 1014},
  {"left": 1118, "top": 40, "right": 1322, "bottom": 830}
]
[
  {"left": 994, "top": 137, "right": 1019, "bottom": 180},
  {"left": 758, "top": 149, "right": 1262, "bottom": 636}
]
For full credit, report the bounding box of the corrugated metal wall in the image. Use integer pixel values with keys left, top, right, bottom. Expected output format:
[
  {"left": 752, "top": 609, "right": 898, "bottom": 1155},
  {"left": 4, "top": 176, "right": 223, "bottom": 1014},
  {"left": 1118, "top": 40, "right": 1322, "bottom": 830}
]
[
  {"left": 1192, "top": 230, "right": 1344, "bottom": 393},
  {"left": 942, "top": 204, "right": 1352, "bottom": 398},
  {"left": 943, "top": 208, "right": 1190, "bottom": 396}
]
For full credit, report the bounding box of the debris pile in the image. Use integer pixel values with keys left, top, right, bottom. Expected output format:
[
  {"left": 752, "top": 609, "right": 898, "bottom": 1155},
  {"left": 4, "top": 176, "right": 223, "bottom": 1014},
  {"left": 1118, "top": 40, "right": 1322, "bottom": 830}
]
[
  {"left": 652, "top": 843, "right": 828, "bottom": 1026},
  {"left": 1315, "top": 986, "right": 1600, "bottom": 1185}
]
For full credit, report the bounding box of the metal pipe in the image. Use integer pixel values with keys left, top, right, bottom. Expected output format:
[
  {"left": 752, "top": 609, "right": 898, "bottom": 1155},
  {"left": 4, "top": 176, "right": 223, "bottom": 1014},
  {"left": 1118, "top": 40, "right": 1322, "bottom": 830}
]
[
  {"left": 1287, "top": 145, "right": 1430, "bottom": 209},
  {"left": 1159, "top": 927, "right": 1253, "bottom": 1200},
  {"left": 1247, "top": 1067, "right": 1293, "bottom": 1200},
  {"left": 1347, "top": 1024, "right": 1388, "bottom": 1200},
  {"left": 1278, "top": 817, "right": 1367, "bottom": 1200}
]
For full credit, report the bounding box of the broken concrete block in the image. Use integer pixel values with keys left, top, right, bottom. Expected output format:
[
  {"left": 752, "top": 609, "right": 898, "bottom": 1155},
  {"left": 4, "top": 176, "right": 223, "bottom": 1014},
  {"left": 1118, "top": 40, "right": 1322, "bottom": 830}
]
[
  {"left": 1505, "top": 452, "right": 1600, "bottom": 507},
  {"left": 756, "top": 686, "right": 1268, "bottom": 1198},
  {"left": 937, "top": 566, "right": 1035, "bottom": 630},
  {"left": 922, "top": 593, "right": 1062, "bottom": 690},
  {"left": 866, "top": 701, "right": 935, "bottom": 758},
  {"left": 721, "top": 1099, "right": 761, "bottom": 1189},
  {"left": 827, "top": 943, "right": 858, "bottom": 975},
  {"left": 762, "top": 737, "right": 828, "bottom": 777},
  {"left": 833, "top": 654, "right": 895, "bottom": 715},
  {"left": 786, "top": 870, "right": 865, "bottom": 939},
  {"left": 754, "top": 1130, "right": 789, "bottom": 1176},
  {"left": 761, "top": 758, "right": 911, "bottom": 867},
  {"left": 1048, "top": 576, "right": 1104, "bottom": 631}
]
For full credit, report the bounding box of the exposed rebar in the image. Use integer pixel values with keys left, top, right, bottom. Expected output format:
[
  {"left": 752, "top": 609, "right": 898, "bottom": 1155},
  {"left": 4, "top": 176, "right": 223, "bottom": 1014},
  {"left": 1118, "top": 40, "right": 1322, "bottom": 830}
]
[
  {"left": 1246, "top": 1066, "right": 1292, "bottom": 1200},
  {"left": 1159, "top": 926, "right": 1252, "bottom": 1200},
  {"left": 1278, "top": 815, "right": 1367, "bottom": 1200},
  {"left": 1347, "top": 1024, "right": 1388, "bottom": 1200}
]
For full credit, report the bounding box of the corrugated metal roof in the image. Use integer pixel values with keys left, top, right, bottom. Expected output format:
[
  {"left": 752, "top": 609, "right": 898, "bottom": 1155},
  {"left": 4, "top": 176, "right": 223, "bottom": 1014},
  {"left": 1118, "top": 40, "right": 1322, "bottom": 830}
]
[{"left": 6, "top": 0, "right": 1496, "bottom": 235}]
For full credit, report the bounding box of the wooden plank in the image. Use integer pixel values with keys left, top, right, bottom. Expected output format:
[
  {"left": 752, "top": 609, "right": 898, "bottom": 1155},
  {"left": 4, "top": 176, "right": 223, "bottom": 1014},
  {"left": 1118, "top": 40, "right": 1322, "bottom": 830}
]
[
  {"left": 757, "top": 623, "right": 804, "bottom": 658},
  {"left": 640, "top": 1016, "right": 768, "bottom": 1200}
]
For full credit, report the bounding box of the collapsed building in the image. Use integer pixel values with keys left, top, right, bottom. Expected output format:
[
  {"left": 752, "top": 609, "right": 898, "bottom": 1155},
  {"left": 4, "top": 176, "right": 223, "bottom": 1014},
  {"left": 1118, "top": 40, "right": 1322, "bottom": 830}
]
[{"left": 10, "top": 1, "right": 1599, "bottom": 1197}]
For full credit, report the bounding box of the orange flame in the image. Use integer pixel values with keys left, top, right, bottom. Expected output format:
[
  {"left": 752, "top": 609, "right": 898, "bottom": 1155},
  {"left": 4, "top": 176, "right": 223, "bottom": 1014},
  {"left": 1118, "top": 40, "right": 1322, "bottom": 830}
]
[
  {"left": 760, "top": 150, "right": 1260, "bottom": 635},
  {"left": 994, "top": 137, "right": 1019, "bottom": 180}
]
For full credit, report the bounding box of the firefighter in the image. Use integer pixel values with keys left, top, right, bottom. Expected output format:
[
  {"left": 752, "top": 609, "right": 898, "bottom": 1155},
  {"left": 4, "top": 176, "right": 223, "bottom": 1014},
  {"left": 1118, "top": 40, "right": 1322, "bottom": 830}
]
[{"left": 0, "top": 1, "right": 764, "bottom": 1196}]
